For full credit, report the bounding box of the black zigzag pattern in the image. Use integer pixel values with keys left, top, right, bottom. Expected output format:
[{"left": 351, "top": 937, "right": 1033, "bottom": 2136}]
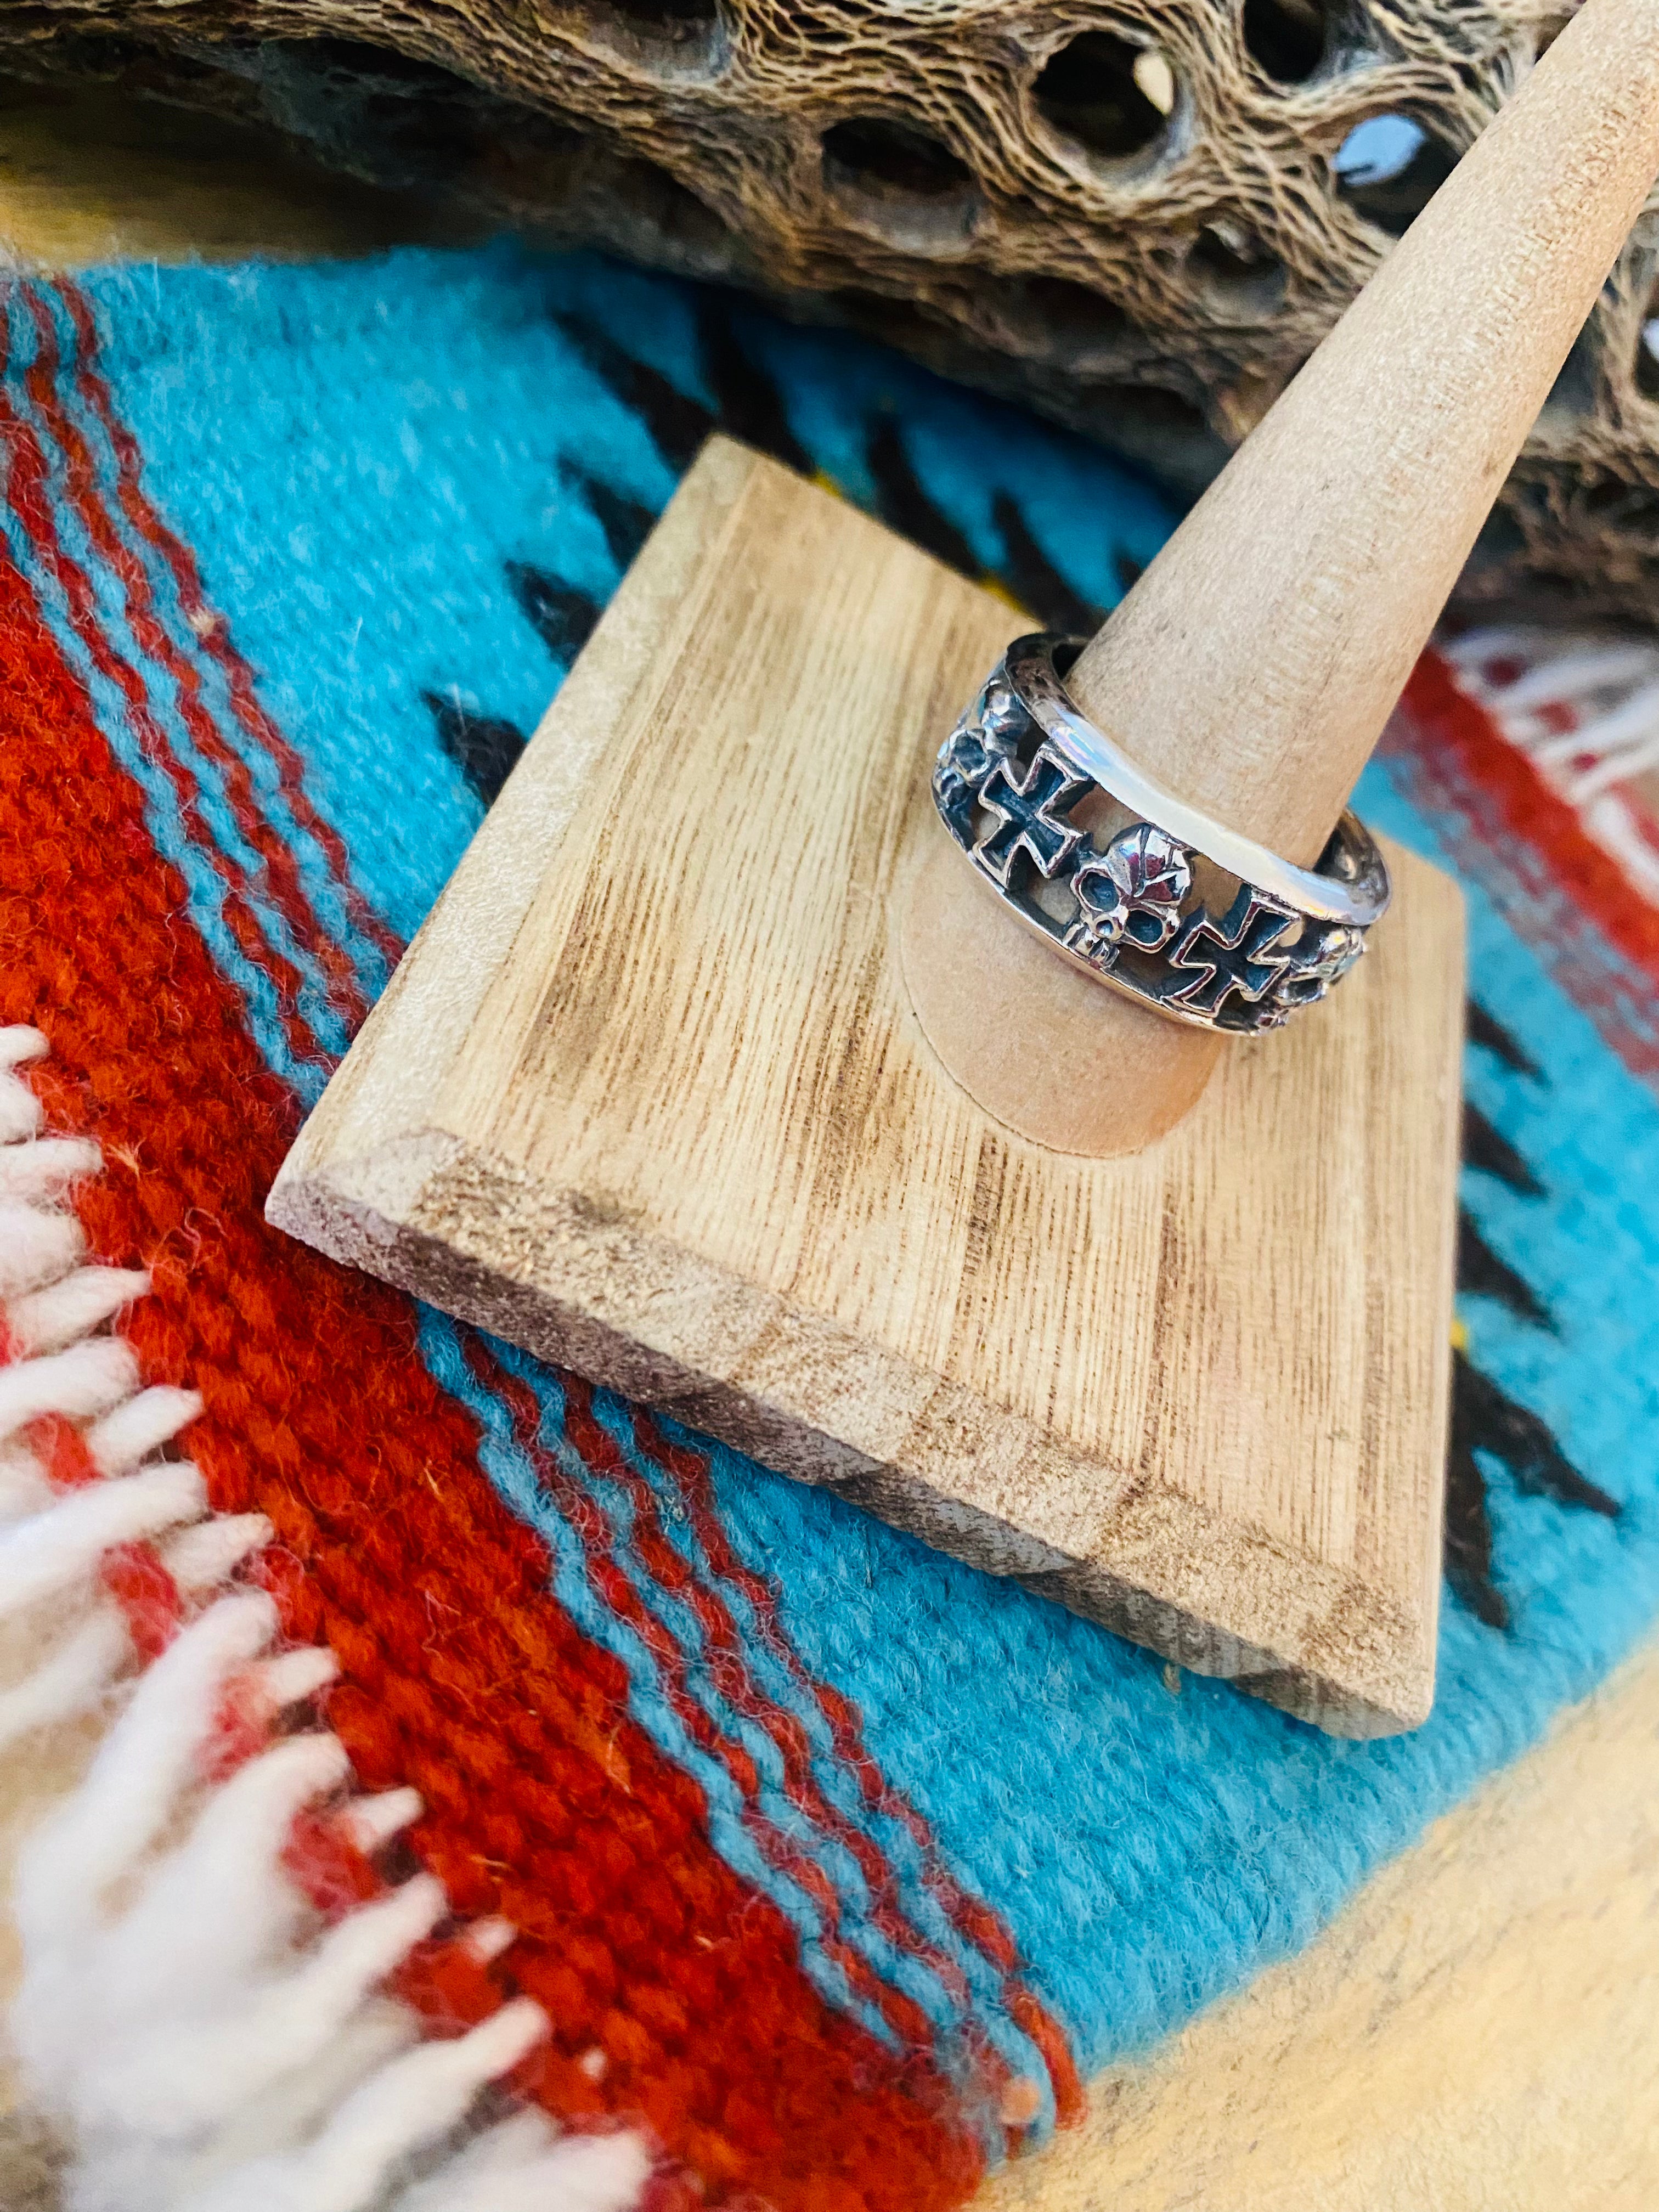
[
  {"left": 422, "top": 689, "right": 528, "bottom": 807},
  {"left": 1449, "top": 1000, "right": 1616, "bottom": 1628}
]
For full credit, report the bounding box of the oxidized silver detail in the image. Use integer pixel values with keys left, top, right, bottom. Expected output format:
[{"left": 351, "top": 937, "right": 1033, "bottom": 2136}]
[
  {"left": 930, "top": 633, "right": 1392, "bottom": 1037},
  {"left": 1068, "top": 822, "right": 1193, "bottom": 958}
]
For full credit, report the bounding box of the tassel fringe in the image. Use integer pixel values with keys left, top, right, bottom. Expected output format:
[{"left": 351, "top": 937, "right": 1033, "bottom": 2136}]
[
  {"left": 1442, "top": 628, "right": 1659, "bottom": 907},
  {"left": 0, "top": 1026, "right": 648, "bottom": 2212}
]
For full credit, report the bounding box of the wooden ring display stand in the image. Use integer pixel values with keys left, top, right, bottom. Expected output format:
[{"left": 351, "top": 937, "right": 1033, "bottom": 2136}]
[{"left": 270, "top": 0, "right": 1659, "bottom": 1739}]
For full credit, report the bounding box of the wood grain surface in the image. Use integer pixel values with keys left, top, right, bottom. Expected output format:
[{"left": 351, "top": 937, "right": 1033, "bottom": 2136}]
[
  {"left": 3, "top": 88, "right": 1655, "bottom": 2212},
  {"left": 272, "top": 438, "right": 1466, "bottom": 1739}
]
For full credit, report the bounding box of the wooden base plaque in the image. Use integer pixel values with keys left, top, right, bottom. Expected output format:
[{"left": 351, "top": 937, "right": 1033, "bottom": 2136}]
[{"left": 269, "top": 438, "right": 1465, "bottom": 1738}]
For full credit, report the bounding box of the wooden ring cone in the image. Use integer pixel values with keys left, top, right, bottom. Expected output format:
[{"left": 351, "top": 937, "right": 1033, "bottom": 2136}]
[
  {"left": 270, "top": 0, "right": 1659, "bottom": 1736},
  {"left": 902, "top": 0, "right": 1659, "bottom": 1156}
]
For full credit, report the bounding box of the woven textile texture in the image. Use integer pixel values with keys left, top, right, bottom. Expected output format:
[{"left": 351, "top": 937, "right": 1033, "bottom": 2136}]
[{"left": 2, "top": 241, "right": 1658, "bottom": 2212}]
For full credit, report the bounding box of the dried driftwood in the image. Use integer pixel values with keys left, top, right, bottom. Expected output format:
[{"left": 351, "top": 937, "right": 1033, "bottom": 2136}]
[{"left": 5, "top": 1, "right": 1656, "bottom": 619}]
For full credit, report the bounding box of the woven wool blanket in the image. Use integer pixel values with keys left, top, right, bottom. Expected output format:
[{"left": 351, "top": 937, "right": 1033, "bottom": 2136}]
[{"left": 2, "top": 242, "right": 1658, "bottom": 2212}]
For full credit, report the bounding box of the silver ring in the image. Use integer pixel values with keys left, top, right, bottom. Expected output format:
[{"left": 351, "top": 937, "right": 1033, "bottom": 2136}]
[{"left": 930, "top": 633, "right": 1392, "bottom": 1036}]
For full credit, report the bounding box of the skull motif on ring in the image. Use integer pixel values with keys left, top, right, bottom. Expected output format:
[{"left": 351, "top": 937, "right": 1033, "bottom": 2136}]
[
  {"left": 1271, "top": 922, "right": 1367, "bottom": 1013},
  {"left": 1070, "top": 822, "right": 1193, "bottom": 960}
]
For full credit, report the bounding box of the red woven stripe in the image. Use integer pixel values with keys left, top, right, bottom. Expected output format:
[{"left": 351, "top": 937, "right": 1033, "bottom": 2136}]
[
  {"left": 461, "top": 1336, "right": 948, "bottom": 2058},
  {"left": 25, "top": 1410, "right": 101, "bottom": 1489},
  {"left": 0, "top": 379, "right": 325, "bottom": 1085},
  {"left": 0, "top": 547, "right": 985, "bottom": 2210},
  {"left": 632, "top": 1407, "right": 1085, "bottom": 2128},
  {"left": 1396, "top": 653, "right": 1659, "bottom": 1080},
  {"left": 54, "top": 278, "right": 406, "bottom": 984},
  {"left": 16, "top": 289, "right": 370, "bottom": 1041},
  {"left": 99, "top": 1539, "right": 184, "bottom": 1663},
  {"left": 637, "top": 1413, "right": 1022, "bottom": 1970},
  {"left": 566, "top": 1379, "right": 978, "bottom": 1999}
]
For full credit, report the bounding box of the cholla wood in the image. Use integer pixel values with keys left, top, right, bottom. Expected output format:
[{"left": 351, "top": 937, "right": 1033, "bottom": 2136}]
[
  {"left": 4, "top": 0, "right": 1658, "bottom": 619},
  {"left": 271, "top": 439, "right": 1467, "bottom": 1740}
]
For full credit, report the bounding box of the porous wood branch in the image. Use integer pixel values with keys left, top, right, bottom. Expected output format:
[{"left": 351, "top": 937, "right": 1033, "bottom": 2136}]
[{"left": 6, "top": 0, "right": 1656, "bottom": 621}]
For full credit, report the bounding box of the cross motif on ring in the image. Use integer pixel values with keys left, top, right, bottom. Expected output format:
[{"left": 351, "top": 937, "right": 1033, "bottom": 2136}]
[
  {"left": 973, "top": 745, "right": 1090, "bottom": 890},
  {"left": 1161, "top": 888, "right": 1300, "bottom": 1019}
]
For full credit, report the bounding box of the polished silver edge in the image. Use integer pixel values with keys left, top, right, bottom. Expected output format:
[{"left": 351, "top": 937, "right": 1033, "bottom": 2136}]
[{"left": 1006, "top": 635, "right": 1392, "bottom": 930}]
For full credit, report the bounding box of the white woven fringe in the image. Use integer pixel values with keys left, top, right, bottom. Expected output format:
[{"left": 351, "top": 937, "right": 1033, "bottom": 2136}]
[
  {"left": 1442, "top": 627, "right": 1659, "bottom": 907},
  {"left": 0, "top": 1027, "right": 649, "bottom": 2212}
]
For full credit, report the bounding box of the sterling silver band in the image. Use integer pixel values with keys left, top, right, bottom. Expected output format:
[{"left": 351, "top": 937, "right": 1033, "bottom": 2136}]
[{"left": 931, "top": 633, "right": 1392, "bottom": 1036}]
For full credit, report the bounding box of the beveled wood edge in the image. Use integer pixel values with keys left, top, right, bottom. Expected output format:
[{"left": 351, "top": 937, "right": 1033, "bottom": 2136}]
[{"left": 269, "top": 1130, "right": 1437, "bottom": 1738}]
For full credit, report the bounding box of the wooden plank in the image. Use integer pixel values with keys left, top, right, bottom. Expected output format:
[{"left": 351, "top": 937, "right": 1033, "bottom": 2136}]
[{"left": 270, "top": 436, "right": 1465, "bottom": 1738}]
